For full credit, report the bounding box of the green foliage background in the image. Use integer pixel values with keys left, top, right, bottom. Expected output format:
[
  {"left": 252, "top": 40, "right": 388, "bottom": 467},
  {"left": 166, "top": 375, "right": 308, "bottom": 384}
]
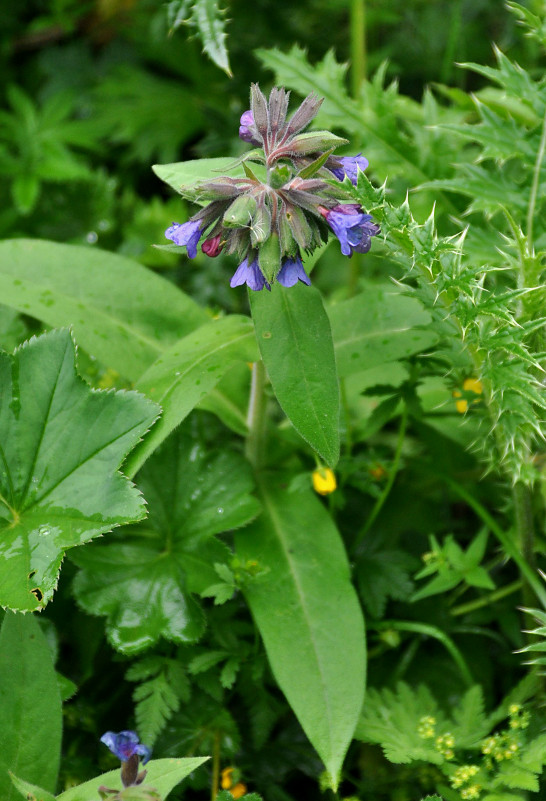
[{"left": 0, "top": 2, "right": 546, "bottom": 801}]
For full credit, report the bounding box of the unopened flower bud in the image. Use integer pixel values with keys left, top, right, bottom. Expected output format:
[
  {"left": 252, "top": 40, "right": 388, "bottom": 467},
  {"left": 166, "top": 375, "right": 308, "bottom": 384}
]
[
  {"left": 223, "top": 194, "right": 258, "bottom": 228},
  {"left": 202, "top": 235, "right": 224, "bottom": 257},
  {"left": 258, "top": 232, "right": 281, "bottom": 284}
]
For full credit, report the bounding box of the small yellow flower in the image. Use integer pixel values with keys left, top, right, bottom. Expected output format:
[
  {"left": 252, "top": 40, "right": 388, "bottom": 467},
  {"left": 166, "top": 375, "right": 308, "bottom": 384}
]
[
  {"left": 221, "top": 767, "right": 235, "bottom": 789},
  {"left": 220, "top": 767, "right": 246, "bottom": 798},
  {"left": 312, "top": 467, "right": 337, "bottom": 495},
  {"left": 453, "top": 378, "right": 483, "bottom": 413}
]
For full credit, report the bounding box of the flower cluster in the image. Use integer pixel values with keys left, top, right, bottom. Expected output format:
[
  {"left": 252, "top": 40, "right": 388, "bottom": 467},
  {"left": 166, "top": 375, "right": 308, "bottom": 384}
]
[{"left": 165, "top": 84, "right": 379, "bottom": 290}]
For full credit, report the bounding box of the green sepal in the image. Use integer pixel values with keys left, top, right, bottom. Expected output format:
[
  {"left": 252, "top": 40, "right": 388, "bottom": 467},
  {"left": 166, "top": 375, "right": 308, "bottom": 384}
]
[
  {"left": 298, "top": 147, "right": 336, "bottom": 179},
  {"left": 223, "top": 194, "right": 257, "bottom": 227},
  {"left": 289, "top": 131, "right": 348, "bottom": 155},
  {"left": 258, "top": 232, "right": 281, "bottom": 284},
  {"left": 270, "top": 164, "right": 292, "bottom": 189},
  {"left": 250, "top": 202, "right": 272, "bottom": 246}
]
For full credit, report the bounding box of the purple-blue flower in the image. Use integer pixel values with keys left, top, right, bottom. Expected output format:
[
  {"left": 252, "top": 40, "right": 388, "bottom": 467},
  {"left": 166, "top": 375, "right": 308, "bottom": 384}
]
[
  {"left": 165, "top": 220, "right": 203, "bottom": 259},
  {"left": 277, "top": 256, "right": 311, "bottom": 287},
  {"left": 239, "top": 110, "right": 261, "bottom": 145},
  {"left": 230, "top": 255, "right": 271, "bottom": 291},
  {"left": 101, "top": 731, "right": 151, "bottom": 765},
  {"left": 330, "top": 154, "right": 369, "bottom": 185},
  {"left": 320, "top": 204, "right": 380, "bottom": 256}
]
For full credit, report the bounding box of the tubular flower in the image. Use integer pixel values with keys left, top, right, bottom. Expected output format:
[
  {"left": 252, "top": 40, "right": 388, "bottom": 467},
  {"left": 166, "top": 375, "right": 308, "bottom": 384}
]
[
  {"left": 312, "top": 467, "right": 337, "bottom": 495},
  {"left": 239, "top": 110, "right": 261, "bottom": 145},
  {"left": 100, "top": 731, "right": 151, "bottom": 764},
  {"left": 100, "top": 730, "right": 151, "bottom": 789},
  {"left": 230, "top": 255, "right": 271, "bottom": 291},
  {"left": 162, "top": 84, "right": 379, "bottom": 288},
  {"left": 277, "top": 256, "right": 311, "bottom": 287},
  {"left": 165, "top": 220, "right": 203, "bottom": 259},
  {"left": 330, "top": 154, "right": 369, "bottom": 184},
  {"left": 320, "top": 204, "right": 380, "bottom": 257}
]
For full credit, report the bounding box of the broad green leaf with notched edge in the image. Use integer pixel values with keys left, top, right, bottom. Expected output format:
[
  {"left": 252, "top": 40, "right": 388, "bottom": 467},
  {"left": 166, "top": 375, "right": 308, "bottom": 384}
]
[
  {"left": 125, "top": 315, "right": 258, "bottom": 478},
  {"left": 250, "top": 284, "right": 339, "bottom": 467},
  {"left": 0, "top": 239, "right": 207, "bottom": 381},
  {"left": 0, "top": 329, "right": 160, "bottom": 611},
  {"left": 72, "top": 426, "right": 261, "bottom": 654},
  {"left": 329, "top": 286, "right": 438, "bottom": 377},
  {"left": 235, "top": 478, "right": 365, "bottom": 786},
  {"left": 0, "top": 613, "right": 62, "bottom": 801},
  {"left": 56, "top": 757, "right": 209, "bottom": 801}
]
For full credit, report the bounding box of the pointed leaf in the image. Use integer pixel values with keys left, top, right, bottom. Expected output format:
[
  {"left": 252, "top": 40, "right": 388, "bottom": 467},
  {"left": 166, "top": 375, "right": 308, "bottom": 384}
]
[
  {"left": 125, "top": 315, "right": 258, "bottom": 477},
  {"left": 192, "top": 0, "right": 231, "bottom": 76},
  {"left": 0, "top": 239, "right": 207, "bottom": 381},
  {"left": 56, "top": 757, "right": 209, "bottom": 801},
  {"left": 72, "top": 426, "right": 261, "bottom": 654},
  {"left": 250, "top": 284, "right": 340, "bottom": 466},
  {"left": 0, "top": 613, "right": 62, "bottom": 800},
  {"left": 235, "top": 478, "right": 365, "bottom": 784},
  {"left": 153, "top": 158, "right": 246, "bottom": 195},
  {"left": 9, "top": 775, "right": 55, "bottom": 801},
  {"left": 0, "top": 330, "right": 160, "bottom": 611}
]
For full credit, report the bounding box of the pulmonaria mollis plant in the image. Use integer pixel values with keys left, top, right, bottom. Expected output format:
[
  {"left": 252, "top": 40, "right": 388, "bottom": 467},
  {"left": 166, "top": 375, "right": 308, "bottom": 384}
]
[{"left": 165, "top": 84, "right": 380, "bottom": 289}]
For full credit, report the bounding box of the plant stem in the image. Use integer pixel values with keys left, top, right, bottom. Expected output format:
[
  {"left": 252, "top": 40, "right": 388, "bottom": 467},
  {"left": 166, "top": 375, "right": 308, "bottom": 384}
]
[
  {"left": 513, "top": 481, "right": 537, "bottom": 610},
  {"left": 526, "top": 107, "right": 546, "bottom": 253},
  {"left": 349, "top": 0, "right": 366, "bottom": 97},
  {"left": 211, "top": 730, "right": 221, "bottom": 801},
  {"left": 355, "top": 403, "right": 407, "bottom": 546},
  {"left": 245, "top": 360, "right": 267, "bottom": 470},
  {"left": 450, "top": 579, "right": 523, "bottom": 617}
]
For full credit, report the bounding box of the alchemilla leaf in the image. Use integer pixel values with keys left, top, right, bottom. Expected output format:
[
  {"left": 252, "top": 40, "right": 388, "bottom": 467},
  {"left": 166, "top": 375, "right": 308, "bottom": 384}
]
[
  {"left": 71, "top": 424, "right": 261, "bottom": 654},
  {"left": 0, "top": 329, "right": 160, "bottom": 612}
]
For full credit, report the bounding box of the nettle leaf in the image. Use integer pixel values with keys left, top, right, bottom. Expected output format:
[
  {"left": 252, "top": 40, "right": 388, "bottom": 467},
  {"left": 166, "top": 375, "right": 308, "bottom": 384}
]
[
  {"left": 0, "top": 330, "right": 160, "bottom": 612},
  {"left": 71, "top": 426, "right": 261, "bottom": 654}
]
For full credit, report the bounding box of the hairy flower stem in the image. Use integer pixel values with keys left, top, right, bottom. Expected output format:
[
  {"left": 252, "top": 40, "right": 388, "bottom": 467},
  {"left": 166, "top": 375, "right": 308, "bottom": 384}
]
[
  {"left": 350, "top": 0, "right": 367, "bottom": 96},
  {"left": 245, "top": 360, "right": 268, "bottom": 471}
]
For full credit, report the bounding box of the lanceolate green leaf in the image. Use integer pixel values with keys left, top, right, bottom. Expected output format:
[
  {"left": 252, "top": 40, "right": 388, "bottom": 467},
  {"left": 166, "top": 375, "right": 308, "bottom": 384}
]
[
  {"left": 72, "top": 426, "right": 261, "bottom": 654},
  {"left": 153, "top": 158, "right": 246, "bottom": 195},
  {"left": 0, "top": 613, "right": 62, "bottom": 800},
  {"left": 235, "top": 478, "right": 366, "bottom": 786},
  {"left": 0, "top": 329, "right": 160, "bottom": 611},
  {"left": 250, "top": 284, "right": 340, "bottom": 467},
  {"left": 329, "top": 287, "right": 437, "bottom": 377},
  {"left": 56, "top": 757, "right": 209, "bottom": 801},
  {"left": 125, "top": 315, "right": 258, "bottom": 478},
  {"left": 0, "top": 239, "right": 207, "bottom": 381}
]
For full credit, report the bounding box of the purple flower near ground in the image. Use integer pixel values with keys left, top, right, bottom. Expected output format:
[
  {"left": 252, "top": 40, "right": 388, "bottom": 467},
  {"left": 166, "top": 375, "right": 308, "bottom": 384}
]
[
  {"left": 101, "top": 731, "right": 151, "bottom": 765},
  {"left": 165, "top": 220, "right": 203, "bottom": 259},
  {"left": 230, "top": 255, "right": 271, "bottom": 291},
  {"left": 320, "top": 204, "right": 380, "bottom": 256},
  {"left": 330, "top": 154, "right": 369, "bottom": 185},
  {"left": 277, "top": 256, "right": 311, "bottom": 287},
  {"left": 239, "top": 110, "right": 261, "bottom": 145}
]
